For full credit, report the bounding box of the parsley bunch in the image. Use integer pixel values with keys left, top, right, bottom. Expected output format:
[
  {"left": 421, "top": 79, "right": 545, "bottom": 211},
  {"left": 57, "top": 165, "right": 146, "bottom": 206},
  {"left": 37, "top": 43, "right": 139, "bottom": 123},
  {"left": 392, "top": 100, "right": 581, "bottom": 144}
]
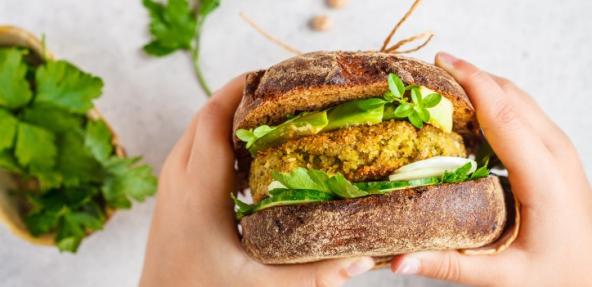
[
  {"left": 142, "top": 0, "right": 220, "bottom": 96},
  {"left": 0, "top": 48, "right": 157, "bottom": 252},
  {"left": 384, "top": 73, "right": 442, "bottom": 128}
]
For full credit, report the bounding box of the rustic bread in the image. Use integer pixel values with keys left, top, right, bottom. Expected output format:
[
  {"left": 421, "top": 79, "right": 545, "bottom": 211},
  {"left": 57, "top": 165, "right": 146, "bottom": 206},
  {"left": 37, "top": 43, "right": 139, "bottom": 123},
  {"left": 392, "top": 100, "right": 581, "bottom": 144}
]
[
  {"left": 233, "top": 51, "right": 480, "bottom": 150},
  {"left": 240, "top": 176, "right": 506, "bottom": 264}
]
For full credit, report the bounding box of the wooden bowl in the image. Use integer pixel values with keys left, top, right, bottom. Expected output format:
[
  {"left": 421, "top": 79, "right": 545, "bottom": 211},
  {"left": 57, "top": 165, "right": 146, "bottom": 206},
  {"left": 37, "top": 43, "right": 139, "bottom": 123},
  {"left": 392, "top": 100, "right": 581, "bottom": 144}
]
[{"left": 0, "top": 25, "right": 124, "bottom": 246}]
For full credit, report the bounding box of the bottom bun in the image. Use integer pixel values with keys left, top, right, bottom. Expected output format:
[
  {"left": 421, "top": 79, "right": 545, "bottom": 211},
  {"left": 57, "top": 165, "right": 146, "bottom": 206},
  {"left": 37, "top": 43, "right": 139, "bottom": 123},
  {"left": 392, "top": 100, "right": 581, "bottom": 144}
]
[{"left": 240, "top": 176, "right": 507, "bottom": 264}]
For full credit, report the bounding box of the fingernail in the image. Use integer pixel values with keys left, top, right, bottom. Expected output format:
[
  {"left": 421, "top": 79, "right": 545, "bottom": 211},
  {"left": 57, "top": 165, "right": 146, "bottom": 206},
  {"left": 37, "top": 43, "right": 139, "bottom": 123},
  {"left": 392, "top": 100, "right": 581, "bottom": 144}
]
[
  {"left": 395, "top": 257, "right": 420, "bottom": 275},
  {"left": 436, "top": 52, "right": 459, "bottom": 70},
  {"left": 346, "top": 257, "right": 375, "bottom": 277}
]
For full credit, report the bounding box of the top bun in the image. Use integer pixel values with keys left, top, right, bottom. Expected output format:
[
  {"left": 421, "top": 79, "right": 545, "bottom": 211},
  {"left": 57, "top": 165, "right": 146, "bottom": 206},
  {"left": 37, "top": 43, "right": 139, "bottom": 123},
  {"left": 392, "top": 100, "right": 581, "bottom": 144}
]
[{"left": 233, "top": 51, "right": 479, "bottom": 148}]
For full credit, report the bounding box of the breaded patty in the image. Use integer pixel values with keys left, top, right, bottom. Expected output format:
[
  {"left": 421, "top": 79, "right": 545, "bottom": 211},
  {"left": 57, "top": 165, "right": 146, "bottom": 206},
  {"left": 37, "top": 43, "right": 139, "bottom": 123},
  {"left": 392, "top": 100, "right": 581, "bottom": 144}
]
[{"left": 249, "top": 120, "right": 467, "bottom": 202}]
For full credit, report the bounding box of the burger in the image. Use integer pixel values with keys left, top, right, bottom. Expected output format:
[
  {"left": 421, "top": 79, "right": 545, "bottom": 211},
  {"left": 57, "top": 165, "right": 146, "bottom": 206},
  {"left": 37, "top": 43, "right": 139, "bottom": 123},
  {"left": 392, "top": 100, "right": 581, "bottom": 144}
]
[{"left": 232, "top": 51, "right": 517, "bottom": 266}]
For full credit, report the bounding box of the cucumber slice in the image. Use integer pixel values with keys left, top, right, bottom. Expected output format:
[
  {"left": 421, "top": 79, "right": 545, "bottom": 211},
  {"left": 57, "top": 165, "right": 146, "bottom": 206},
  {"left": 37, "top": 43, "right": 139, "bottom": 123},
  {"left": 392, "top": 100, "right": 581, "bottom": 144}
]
[{"left": 354, "top": 176, "right": 440, "bottom": 192}]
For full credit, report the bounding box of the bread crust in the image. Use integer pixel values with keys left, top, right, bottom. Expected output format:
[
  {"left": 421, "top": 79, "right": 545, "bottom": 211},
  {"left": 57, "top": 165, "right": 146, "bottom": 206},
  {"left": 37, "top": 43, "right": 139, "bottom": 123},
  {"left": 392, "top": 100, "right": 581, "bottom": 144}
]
[
  {"left": 240, "top": 176, "right": 506, "bottom": 264},
  {"left": 233, "top": 51, "right": 479, "bottom": 146}
]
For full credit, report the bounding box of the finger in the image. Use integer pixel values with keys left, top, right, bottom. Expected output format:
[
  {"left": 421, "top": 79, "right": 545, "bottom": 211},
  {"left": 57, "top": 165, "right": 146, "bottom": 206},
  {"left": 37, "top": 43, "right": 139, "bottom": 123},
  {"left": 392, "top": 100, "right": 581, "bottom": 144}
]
[
  {"left": 487, "top": 73, "right": 577, "bottom": 159},
  {"left": 435, "top": 52, "right": 558, "bottom": 205},
  {"left": 186, "top": 74, "right": 246, "bottom": 173},
  {"left": 392, "top": 251, "right": 517, "bottom": 287},
  {"left": 165, "top": 112, "right": 200, "bottom": 169},
  {"left": 270, "top": 257, "right": 375, "bottom": 287}
]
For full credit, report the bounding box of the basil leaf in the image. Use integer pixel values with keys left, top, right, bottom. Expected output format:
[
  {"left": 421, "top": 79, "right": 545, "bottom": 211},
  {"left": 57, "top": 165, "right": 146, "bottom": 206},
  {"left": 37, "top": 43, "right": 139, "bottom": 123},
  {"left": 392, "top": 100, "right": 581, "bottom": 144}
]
[
  {"left": 387, "top": 73, "right": 405, "bottom": 99},
  {"left": 423, "top": 93, "right": 442, "bottom": 108},
  {"left": 416, "top": 106, "right": 430, "bottom": 122},
  {"left": 393, "top": 103, "right": 413, "bottom": 118},
  {"left": 410, "top": 87, "right": 423, "bottom": 105},
  {"left": 408, "top": 110, "right": 424, "bottom": 128}
]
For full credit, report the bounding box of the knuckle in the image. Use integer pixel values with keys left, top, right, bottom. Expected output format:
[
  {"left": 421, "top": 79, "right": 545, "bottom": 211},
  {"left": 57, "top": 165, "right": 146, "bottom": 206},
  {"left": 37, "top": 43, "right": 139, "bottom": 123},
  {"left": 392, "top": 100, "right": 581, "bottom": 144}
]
[
  {"left": 434, "top": 253, "right": 461, "bottom": 282},
  {"left": 492, "top": 100, "right": 519, "bottom": 127}
]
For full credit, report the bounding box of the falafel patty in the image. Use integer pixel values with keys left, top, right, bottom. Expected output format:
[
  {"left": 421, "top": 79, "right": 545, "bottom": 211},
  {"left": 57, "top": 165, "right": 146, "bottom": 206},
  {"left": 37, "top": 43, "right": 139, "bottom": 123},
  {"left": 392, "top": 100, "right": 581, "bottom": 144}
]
[{"left": 249, "top": 120, "right": 467, "bottom": 202}]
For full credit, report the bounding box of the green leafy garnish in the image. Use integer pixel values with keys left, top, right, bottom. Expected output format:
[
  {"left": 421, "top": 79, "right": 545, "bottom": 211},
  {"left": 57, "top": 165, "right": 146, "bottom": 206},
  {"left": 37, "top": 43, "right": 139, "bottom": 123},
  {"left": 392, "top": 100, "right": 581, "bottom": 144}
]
[
  {"left": 441, "top": 162, "right": 490, "bottom": 183},
  {"left": 142, "top": 0, "right": 220, "bottom": 96},
  {"left": 35, "top": 60, "right": 103, "bottom": 114},
  {"left": 0, "top": 48, "right": 32, "bottom": 109},
  {"left": 0, "top": 47, "right": 157, "bottom": 253},
  {"left": 386, "top": 74, "right": 442, "bottom": 129}
]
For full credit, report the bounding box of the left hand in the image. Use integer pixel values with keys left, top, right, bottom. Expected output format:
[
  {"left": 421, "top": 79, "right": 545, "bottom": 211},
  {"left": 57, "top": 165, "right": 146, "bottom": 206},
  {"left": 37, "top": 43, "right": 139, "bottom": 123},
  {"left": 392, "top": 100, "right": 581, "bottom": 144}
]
[{"left": 139, "top": 75, "right": 375, "bottom": 287}]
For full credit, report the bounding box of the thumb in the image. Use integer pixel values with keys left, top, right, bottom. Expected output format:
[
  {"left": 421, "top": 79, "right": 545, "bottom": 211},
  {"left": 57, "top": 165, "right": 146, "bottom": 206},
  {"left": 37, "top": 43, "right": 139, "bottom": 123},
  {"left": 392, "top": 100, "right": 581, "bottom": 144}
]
[
  {"left": 392, "top": 251, "right": 503, "bottom": 286},
  {"left": 279, "top": 256, "right": 375, "bottom": 287}
]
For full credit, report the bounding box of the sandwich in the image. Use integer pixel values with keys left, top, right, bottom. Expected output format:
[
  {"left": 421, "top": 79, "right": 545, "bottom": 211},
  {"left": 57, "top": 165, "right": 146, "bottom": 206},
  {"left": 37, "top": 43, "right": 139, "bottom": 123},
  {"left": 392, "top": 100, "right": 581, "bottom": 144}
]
[{"left": 232, "top": 51, "right": 517, "bottom": 265}]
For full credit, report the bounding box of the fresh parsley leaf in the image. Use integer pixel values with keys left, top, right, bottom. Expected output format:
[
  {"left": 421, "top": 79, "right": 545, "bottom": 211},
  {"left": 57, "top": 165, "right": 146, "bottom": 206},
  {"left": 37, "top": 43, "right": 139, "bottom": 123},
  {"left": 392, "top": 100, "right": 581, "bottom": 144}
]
[
  {"left": 143, "top": 0, "right": 197, "bottom": 56},
  {"left": 0, "top": 108, "right": 18, "bottom": 151},
  {"left": 15, "top": 123, "right": 57, "bottom": 170},
  {"left": 56, "top": 133, "right": 104, "bottom": 187},
  {"left": 387, "top": 73, "right": 405, "bottom": 99},
  {"left": 35, "top": 60, "right": 103, "bottom": 114},
  {"left": 470, "top": 165, "right": 490, "bottom": 179},
  {"left": 0, "top": 151, "right": 22, "bottom": 173},
  {"left": 0, "top": 48, "right": 32, "bottom": 109},
  {"left": 101, "top": 157, "right": 157, "bottom": 209},
  {"left": 198, "top": 0, "right": 220, "bottom": 17},
  {"left": 31, "top": 170, "right": 63, "bottom": 191},
  {"left": 84, "top": 119, "right": 113, "bottom": 162},
  {"left": 441, "top": 162, "right": 473, "bottom": 183},
  {"left": 22, "top": 105, "right": 84, "bottom": 134},
  {"left": 56, "top": 209, "right": 104, "bottom": 252},
  {"left": 423, "top": 93, "right": 442, "bottom": 108}
]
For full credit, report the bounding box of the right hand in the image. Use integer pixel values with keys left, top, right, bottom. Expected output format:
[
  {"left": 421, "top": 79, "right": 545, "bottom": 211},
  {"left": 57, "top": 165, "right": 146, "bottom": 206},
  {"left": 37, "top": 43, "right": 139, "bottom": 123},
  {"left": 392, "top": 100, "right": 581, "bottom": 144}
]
[{"left": 391, "top": 52, "right": 592, "bottom": 287}]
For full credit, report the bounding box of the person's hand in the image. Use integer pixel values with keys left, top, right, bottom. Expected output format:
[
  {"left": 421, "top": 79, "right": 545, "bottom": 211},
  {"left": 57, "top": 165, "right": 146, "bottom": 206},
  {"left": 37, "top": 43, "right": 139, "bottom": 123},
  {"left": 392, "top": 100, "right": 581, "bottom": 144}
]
[
  {"left": 139, "top": 75, "right": 375, "bottom": 287},
  {"left": 391, "top": 52, "right": 592, "bottom": 286}
]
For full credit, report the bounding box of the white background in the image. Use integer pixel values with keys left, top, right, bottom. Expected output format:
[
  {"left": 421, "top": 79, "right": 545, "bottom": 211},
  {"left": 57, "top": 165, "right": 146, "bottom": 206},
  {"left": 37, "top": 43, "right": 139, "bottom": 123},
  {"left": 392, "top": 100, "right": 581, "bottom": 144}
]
[{"left": 1, "top": 0, "right": 591, "bottom": 286}]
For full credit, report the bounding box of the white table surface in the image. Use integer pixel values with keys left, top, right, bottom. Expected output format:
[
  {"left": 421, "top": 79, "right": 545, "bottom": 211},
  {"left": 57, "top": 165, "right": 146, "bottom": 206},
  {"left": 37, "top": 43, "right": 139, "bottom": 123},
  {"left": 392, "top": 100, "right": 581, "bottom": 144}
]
[{"left": 1, "top": 0, "right": 591, "bottom": 286}]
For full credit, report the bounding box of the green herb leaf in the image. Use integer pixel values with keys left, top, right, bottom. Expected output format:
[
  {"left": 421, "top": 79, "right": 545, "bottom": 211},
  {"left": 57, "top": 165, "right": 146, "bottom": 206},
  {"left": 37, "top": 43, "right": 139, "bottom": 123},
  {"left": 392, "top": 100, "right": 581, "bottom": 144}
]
[
  {"left": 255, "top": 189, "right": 335, "bottom": 212},
  {"left": 56, "top": 133, "right": 104, "bottom": 187},
  {"left": 199, "top": 0, "right": 220, "bottom": 16},
  {"left": 0, "top": 108, "right": 18, "bottom": 151},
  {"left": 0, "top": 48, "right": 32, "bottom": 109},
  {"left": 56, "top": 210, "right": 104, "bottom": 252},
  {"left": 423, "top": 93, "right": 442, "bottom": 108},
  {"left": 101, "top": 157, "right": 157, "bottom": 209},
  {"left": 410, "top": 87, "right": 423, "bottom": 105},
  {"left": 383, "top": 91, "right": 397, "bottom": 102},
  {"left": 35, "top": 60, "right": 103, "bottom": 114},
  {"left": 84, "top": 119, "right": 114, "bottom": 162},
  {"left": 393, "top": 103, "right": 413, "bottom": 118},
  {"left": 15, "top": 123, "right": 57, "bottom": 170},
  {"left": 142, "top": 0, "right": 197, "bottom": 56},
  {"left": 408, "top": 110, "right": 424, "bottom": 128},
  {"left": 0, "top": 151, "right": 22, "bottom": 173},
  {"left": 470, "top": 165, "right": 490, "bottom": 179},
  {"left": 22, "top": 105, "right": 84, "bottom": 134},
  {"left": 387, "top": 73, "right": 405, "bottom": 99},
  {"left": 416, "top": 106, "right": 430, "bottom": 122},
  {"left": 441, "top": 162, "right": 473, "bottom": 183}
]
